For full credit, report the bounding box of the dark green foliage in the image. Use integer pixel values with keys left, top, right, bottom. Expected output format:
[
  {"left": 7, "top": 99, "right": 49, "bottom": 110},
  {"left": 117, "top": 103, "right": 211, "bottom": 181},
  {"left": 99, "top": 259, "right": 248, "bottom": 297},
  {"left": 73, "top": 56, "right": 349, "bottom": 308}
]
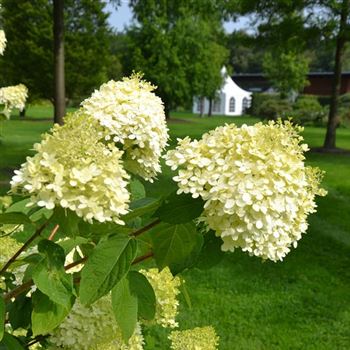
[
  {"left": 31, "top": 290, "right": 73, "bottom": 336},
  {"left": 155, "top": 192, "right": 204, "bottom": 224},
  {"left": 126, "top": 0, "right": 228, "bottom": 115},
  {"left": 79, "top": 235, "right": 137, "bottom": 305},
  {"left": 129, "top": 179, "right": 146, "bottom": 201},
  {"left": 256, "top": 97, "right": 292, "bottom": 121},
  {"left": 111, "top": 271, "right": 156, "bottom": 341},
  {"left": 195, "top": 230, "right": 225, "bottom": 270},
  {"left": 51, "top": 207, "right": 80, "bottom": 237},
  {"left": 0, "top": 332, "right": 24, "bottom": 349},
  {"left": 292, "top": 96, "right": 328, "bottom": 125},
  {"left": 111, "top": 275, "right": 138, "bottom": 341},
  {"left": 0, "top": 0, "right": 112, "bottom": 103},
  {"left": 8, "top": 295, "right": 32, "bottom": 331},
  {"left": 263, "top": 50, "right": 310, "bottom": 97},
  {"left": 32, "top": 240, "right": 74, "bottom": 308},
  {"left": 227, "top": 30, "right": 265, "bottom": 73},
  {"left": 0, "top": 212, "right": 32, "bottom": 225},
  {"left": 124, "top": 198, "right": 162, "bottom": 221},
  {"left": 151, "top": 222, "right": 203, "bottom": 274},
  {"left": 128, "top": 271, "right": 156, "bottom": 321}
]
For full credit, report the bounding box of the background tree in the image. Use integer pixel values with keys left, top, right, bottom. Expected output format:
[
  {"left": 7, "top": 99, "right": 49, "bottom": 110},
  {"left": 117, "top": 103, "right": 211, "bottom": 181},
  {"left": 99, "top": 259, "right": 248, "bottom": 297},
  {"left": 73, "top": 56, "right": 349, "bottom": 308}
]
[
  {"left": 226, "top": 0, "right": 350, "bottom": 149},
  {"left": 227, "top": 30, "right": 265, "bottom": 73},
  {"left": 126, "top": 0, "right": 227, "bottom": 118},
  {"left": 53, "top": 0, "right": 65, "bottom": 124},
  {"left": 263, "top": 50, "right": 310, "bottom": 98},
  {"left": 0, "top": 0, "right": 112, "bottom": 115}
]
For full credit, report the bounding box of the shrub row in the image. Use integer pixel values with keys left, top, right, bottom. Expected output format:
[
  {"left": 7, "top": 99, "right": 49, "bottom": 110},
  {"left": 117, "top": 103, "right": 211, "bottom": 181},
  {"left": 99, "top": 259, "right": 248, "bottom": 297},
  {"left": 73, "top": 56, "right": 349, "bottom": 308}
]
[{"left": 249, "top": 93, "right": 350, "bottom": 127}]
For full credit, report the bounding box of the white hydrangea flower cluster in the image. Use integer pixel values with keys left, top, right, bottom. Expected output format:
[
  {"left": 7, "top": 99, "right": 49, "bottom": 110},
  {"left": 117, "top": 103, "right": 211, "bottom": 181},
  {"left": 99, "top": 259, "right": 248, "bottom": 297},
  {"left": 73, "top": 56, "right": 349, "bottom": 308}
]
[
  {"left": 0, "top": 84, "right": 28, "bottom": 118},
  {"left": 140, "top": 267, "right": 181, "bottom": 328},
  {"left": 80, "top": 74, "right": 169, "bottom": 181},
  {"left": 169, "top": 326, "right": 219, "bottom": 350},
  {"left": 165, "top": 121, "right": 327, "bottom": 262},
  {"left": 0, "top": 29, "right": 6, "bottom": 55},
  {"left": 11, "top": 113, "right": 130, "bottom": 224},
  {"left": 49, "top": 297, "right": 144, "bottom": 350}
]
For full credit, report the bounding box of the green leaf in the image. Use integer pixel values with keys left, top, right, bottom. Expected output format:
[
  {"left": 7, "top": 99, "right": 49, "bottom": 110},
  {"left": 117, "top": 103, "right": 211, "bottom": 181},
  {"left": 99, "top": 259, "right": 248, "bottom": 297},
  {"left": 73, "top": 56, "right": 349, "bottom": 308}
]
[
  {"left": 129, "top": 179, "right": 146, "bottom": 201},
  {"left": 129, "top": 271, "right": 156, "bottom": 320},
  {"left": 32, "top": 240, "right": 74, "bottom": 308},
  {"left": 0, "top": 212, "right": 32, "bottom": 225},
  {"left": 196, "top": 231, "right": 225, "bottom": 270},
  {"left": 29, "top": 207, "right": 53, "bottom": 222},
  {"left": 111, "top": 276, "right": 138, "bottom": 342},
  {"left": 8, "top": 295, "right": 32, "bottom": 330},
  {"left": 124, "top": 197, "right": 162, "bottom": 221},
  {"left": 57, "top": 236, "right": 89, "bottom": 255},
  {"left": 31, "top": 290, "right": 74, "bottom": 336},
  {"left": 0, "top": 297, "right": 4, "bottom": 341},
  {"left": 79, "top": 235, "right": 137, "bottom": 305},
  {"left": 78, "top": 221, "right": 131, "bottom": 238},
  {"left": 51, "top": 207, "right": 80, "bottom": 237},
  {"left": 154, "top": 192, "right": 204, "bottom": 224},
  {"left": 6, "top": 199, "right": 31, "bottom": 214},
  {"left": 0, "top": 333, "right": 24, "bottom": 349},
  {"left": 151, "top": 222, "right": 204, "bottom": 274}
]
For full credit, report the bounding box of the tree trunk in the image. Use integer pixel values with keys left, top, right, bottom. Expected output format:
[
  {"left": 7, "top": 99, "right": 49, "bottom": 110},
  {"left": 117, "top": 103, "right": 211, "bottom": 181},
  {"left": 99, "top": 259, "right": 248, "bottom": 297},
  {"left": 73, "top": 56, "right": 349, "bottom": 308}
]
[
  {"left": 199, "top": 97, "right": 204, "bottom": 118},
  {"left": 208, "top": 98, "right": 212, "bottom": 117},
  {"left": 53, "top": 0, "right": 65, "bottom": 125},
  {"left": 164, "top": 104, "right": 170, "bottom": 119},
  {"left": 323, "top": 0, "right": 349, "bottom": 149},
  {"left": 19, "top": 108, "right": 26, "bottom": 118}
]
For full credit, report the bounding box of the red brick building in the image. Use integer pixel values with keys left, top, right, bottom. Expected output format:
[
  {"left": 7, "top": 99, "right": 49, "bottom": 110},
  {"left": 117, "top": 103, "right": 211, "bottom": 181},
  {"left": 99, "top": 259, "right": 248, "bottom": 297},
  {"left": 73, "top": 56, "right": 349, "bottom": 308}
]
[{"left": 232, "top": 72, "right": 350, "bottom": 96}]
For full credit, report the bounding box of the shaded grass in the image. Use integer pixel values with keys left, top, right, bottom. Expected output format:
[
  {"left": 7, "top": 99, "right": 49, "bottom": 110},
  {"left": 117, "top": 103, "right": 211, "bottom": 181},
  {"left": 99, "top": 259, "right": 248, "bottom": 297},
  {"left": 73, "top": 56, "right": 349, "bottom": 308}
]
[{"left": 1, "top": 108, "right": 350, "bottom": 349}]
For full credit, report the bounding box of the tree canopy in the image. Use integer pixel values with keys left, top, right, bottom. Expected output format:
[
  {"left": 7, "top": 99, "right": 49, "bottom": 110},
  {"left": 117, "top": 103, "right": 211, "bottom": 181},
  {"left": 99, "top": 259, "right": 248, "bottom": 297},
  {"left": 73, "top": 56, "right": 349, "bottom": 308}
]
[
  {"left": 0, "top": 0, "right": 112, "bottom": 103},
  {"left": 125, "top": 0, "right": 228, "bottom": 116}
]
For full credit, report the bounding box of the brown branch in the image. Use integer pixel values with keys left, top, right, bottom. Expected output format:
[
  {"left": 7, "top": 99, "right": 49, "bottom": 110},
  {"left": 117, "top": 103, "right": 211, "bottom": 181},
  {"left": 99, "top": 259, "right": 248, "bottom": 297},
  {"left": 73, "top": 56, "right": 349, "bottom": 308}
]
[
  {"left": 4, "top": 257, "right": 87, "bottom": 302},
  {"left": 27, "top": 334, "right": 49, "bottom": 347},
  {"left": 132, "top": 251, "right": 154, "bottom": 265},
  {"left": 0, "top": 221, "right": 49, "bottom": 276},
  {"left": 3, "top": 220, "right": 159, "bottom": 302},
  {"left": 4, "top": 279, "right": 33, "bottom": 302},
  {"left": 131, "top": 219, "right": 161, "bottom": 237},
  {"left": 48, "top": 224, "right": 60, "bottom": 240},
  {"left": 64, "top": 257, "right": 87, "bottom": 271}
]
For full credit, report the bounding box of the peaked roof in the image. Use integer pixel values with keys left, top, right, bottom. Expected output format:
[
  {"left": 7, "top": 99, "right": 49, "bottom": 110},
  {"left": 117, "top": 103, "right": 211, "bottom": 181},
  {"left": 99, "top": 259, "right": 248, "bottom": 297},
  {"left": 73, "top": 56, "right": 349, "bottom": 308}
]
[{"left": 221, "top": 67, "right": 251, "bottom": 96}]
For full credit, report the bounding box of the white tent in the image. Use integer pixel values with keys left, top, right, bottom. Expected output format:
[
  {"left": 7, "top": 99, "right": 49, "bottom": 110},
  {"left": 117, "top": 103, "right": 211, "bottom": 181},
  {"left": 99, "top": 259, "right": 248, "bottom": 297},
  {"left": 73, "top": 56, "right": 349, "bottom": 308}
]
[{"left": 193, "top": 67, "right": 252, "bottom": 116}]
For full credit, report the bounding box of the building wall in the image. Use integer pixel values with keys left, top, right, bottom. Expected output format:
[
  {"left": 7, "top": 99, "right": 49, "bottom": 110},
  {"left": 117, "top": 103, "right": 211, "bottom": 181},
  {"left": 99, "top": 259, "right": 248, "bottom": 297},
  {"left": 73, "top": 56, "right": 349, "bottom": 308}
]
[{"left": 233, "top": 73, "right": 350, "bottom": 96}]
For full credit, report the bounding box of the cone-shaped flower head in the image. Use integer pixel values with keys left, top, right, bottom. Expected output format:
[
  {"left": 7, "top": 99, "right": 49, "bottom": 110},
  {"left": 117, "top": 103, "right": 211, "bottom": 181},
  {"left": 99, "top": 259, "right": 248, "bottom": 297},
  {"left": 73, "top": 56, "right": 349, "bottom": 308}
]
[
  {"left": 165, "top": 121, "right": 327, "bottom": 262},
  {"left": 11, "top": 113, "right": 130, "bottom": 225},
  {"left": 140, "top": 267, "right": 181, "bottom": 328},
  {"left": 80, "top": 74, "right": 169, "bottom": 181},
  {"left": 0, "top": 84, "right": 28, "bottom": 118}
]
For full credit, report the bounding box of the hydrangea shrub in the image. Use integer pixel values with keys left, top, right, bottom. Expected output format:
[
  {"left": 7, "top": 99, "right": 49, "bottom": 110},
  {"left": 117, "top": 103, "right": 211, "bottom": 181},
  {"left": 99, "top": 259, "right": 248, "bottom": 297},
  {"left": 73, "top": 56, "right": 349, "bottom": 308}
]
[
  {"left": 0, "top": 74, "right": 326, "bottom": 349},
  {"left": 0, "top": 20, "right": 28, "bottom": 123}
]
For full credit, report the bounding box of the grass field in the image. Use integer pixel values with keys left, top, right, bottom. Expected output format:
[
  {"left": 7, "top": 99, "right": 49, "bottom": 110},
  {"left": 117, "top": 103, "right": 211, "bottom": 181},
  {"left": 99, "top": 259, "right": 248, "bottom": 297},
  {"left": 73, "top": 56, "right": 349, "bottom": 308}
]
[{"left": 1, "top": 106, "right": 350, "bottom": 349}]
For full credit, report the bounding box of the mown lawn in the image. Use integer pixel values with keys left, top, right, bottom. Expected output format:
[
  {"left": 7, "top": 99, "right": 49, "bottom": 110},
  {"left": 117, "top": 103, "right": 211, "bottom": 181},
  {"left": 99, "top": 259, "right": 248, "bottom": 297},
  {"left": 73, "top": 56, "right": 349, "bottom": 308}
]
[{"left": 1, "top": 106, "right": 350, "bottom": 349}]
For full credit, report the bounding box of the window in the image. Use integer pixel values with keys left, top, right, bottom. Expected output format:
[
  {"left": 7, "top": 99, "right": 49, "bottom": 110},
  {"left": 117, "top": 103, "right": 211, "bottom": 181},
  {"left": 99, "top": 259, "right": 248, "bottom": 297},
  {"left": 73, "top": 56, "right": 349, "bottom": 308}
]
[
  {"left": 229, "top": 97, "right": 235, "bottom": 112},
  {"left": 242, "top": 97, "right": 249, "bottom": 112},
  {"left": 213, "top": 98, "right": 221, "bottom": 112}
]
